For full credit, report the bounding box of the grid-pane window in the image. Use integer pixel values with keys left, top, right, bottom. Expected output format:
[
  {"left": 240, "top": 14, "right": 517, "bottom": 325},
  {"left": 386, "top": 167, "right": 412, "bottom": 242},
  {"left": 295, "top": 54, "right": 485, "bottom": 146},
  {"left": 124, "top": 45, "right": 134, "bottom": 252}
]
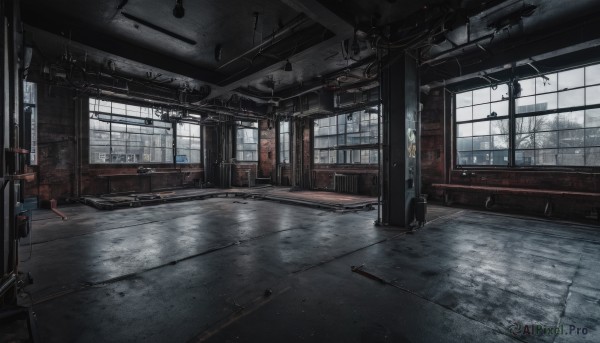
[
  {"left": 279, "top": 120, "right": 290, "bottom": 164},
  {"left": 23, "top": 81, "right": 37, "bottom": 165},
  {"left": 236, "top": 121, "right": 258, "bottom": 162},
  {"left": 455, "top": 62, "right": 600, "bottom": 167},
  {"left": 455, "top": 85, "right": 510, "bottom": 166},
  {"left": 314, "top": 107, "right": 380, "bottom": 164},
  {"left": 514, "top": 64, "right": 600, "bottom": 166},
  {"left": 176, "top": 122, "right": 201, "bottom": 163},
  {"left": 89, "top": 98, "right": 173, "bottom": 164}
]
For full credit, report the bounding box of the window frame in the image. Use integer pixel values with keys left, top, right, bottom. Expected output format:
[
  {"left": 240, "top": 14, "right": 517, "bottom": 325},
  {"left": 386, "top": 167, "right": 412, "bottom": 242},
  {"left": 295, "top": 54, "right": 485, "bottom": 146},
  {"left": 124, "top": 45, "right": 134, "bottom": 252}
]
[
  {"left": 175, "top": 122, "right": 202, "bottom": 164},
  {"left": 278, "top": 120, "right": 290, "bottom": 164},
  {"left": 88, "top": 98, "right": 175, "bottom": 165},
  {"left": 454, "top": 62, "right": 600, "bottom": 169},
  {"left": 235, "top": 120, "right": 259, "bottom": 162},
  {"left": 313, "top": 107, "right": 380, "bottom": 165},
  {"left": 23, "top": 81, "right": 37, "bottom": 165}
]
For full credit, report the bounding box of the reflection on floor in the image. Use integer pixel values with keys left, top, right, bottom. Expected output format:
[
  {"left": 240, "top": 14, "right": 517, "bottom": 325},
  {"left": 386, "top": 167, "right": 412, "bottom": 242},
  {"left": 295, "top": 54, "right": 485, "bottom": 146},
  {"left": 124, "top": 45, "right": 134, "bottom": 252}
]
[
  {"left": 81, "top": 186, "right": 378, "bottom": 211},
  {"left": 12, "top": 199, "right": 600, "bottom": 342}
]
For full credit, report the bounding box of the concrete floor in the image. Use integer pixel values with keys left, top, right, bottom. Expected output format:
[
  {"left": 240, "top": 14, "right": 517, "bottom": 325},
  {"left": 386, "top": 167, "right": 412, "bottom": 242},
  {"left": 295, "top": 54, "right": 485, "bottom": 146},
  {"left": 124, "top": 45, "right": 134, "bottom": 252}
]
[{"left": 10, "top": 198, "right": 600, "bottom": 342}]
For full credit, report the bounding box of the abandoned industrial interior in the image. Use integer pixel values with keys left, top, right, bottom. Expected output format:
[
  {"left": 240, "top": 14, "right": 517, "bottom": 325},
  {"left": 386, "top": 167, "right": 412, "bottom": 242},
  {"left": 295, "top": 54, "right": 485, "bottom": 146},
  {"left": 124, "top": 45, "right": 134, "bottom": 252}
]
[{"left": 1, "top": 0, "right": 600, "bottom": 341}]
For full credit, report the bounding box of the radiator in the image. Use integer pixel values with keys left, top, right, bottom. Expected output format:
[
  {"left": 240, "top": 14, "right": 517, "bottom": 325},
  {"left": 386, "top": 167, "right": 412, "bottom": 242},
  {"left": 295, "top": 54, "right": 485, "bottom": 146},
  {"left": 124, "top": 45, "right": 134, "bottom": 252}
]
[{"left": 334, "top": 174, "right": 358, "bottom": 194}]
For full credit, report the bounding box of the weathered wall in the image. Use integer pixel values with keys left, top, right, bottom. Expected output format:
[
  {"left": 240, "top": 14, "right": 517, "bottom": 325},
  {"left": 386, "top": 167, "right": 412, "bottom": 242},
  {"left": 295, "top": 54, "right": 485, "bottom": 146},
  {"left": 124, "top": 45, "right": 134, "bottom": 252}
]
[
  {"left": 421, "top": 89, "right": 446, "bottom": 193},
  {"left": 312, "top": 166, "right": 379, "bottom": 196},
  {"left": 25, "top": 84, "right": 77, "bottom": 201},
  {"left": 25, "top": 84, "right": 204, "bottom": 202},
  {"left": 258, "top": 119, "right": 275, "bottom": 180},
  {"left": 421, "top": 87, "right": 600, "bottom": 220},
  {"left": 231, "top": 164, "right": 257, "bottom": 187}
]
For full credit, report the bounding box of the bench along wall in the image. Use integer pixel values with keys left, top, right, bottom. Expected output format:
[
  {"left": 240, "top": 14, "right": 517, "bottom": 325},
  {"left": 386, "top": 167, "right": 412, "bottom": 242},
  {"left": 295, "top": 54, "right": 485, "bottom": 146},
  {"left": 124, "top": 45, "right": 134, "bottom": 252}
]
[{"left": 421, "top": 88, "right": 600, "bottom": 220}]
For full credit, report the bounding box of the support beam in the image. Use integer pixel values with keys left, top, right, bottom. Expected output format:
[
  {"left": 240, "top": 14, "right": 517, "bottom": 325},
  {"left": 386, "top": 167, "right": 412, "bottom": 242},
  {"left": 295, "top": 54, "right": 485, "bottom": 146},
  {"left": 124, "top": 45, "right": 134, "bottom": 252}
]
[
  {"left": 380, "top": 51, "right": 420, "bottom": 227},
  {"left": 205, "top": 0, "right": 358, "bottom": 100},
  {"left": 279, "top": 0, "right": 354, "bottom": 37},
  {"left": 421, "top": 12, "right": 600, "bottom": 87},
  {"left": 21, "top": 9, "right": 221, "bottom": 84},
  {"left": 1, "top": 0, "right": 23, "bottom": 305}
]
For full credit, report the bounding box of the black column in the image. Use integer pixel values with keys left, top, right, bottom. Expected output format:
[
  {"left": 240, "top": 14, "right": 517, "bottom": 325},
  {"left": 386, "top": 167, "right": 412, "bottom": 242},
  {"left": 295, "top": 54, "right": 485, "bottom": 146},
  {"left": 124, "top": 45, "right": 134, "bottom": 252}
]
[
  {"left": 1, "top": 0, "right": 23, "bottom": 304},
  {"left": 381, "top": 51, "right": 420, "bottom": 227}
]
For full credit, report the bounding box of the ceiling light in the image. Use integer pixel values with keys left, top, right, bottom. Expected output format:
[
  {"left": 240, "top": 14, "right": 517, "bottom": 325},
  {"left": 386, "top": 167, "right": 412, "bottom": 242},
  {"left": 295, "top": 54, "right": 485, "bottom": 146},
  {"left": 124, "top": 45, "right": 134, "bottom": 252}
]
[
  {"left": 173, "top": 0, "right": 184, "bottom": 19},
  {"left": 284, "top": 60, "right": 292, "bottom": 72}
]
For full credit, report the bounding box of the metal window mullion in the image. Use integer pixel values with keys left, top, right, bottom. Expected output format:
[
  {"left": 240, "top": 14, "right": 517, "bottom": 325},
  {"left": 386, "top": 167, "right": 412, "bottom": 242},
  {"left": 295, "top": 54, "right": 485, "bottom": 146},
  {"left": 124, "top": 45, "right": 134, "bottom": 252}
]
[
  {"left": 584, "top": 71, "right": 587, "bottom": 166},
  {"left": 509, "top": 80, "right": 516, "bottom": 167}
]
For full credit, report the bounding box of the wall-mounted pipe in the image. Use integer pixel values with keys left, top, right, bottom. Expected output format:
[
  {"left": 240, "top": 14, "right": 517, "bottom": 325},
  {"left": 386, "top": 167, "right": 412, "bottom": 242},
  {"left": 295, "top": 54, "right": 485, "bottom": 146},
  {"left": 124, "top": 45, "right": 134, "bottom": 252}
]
[{"left": 216, "top": 13, "right": 310, "bottom": 71}]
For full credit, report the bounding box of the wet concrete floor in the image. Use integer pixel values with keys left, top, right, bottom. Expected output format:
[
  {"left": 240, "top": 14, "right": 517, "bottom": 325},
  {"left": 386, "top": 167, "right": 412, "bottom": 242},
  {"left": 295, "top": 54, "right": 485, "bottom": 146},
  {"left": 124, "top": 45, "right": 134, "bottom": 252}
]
[{"left": 14, "top": 198, "right": 600, "bottom": 342}]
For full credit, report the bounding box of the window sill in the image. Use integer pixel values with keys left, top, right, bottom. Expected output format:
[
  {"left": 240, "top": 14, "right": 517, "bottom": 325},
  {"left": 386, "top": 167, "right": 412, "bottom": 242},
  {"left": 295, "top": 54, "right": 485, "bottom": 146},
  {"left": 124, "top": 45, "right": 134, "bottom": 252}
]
[{"left": 453, "top": 166, "right": 600, "bottom": 173}]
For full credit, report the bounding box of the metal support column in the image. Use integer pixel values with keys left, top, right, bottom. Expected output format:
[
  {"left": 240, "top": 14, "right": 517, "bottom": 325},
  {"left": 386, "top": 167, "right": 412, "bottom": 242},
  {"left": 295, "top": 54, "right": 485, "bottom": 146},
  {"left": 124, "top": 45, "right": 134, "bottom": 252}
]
[
  {"left": 380, "top": 50, "right": 420, "bottom": 227},
  {"left": 1, "top": 0, "right": 24, "bottom": 305}
]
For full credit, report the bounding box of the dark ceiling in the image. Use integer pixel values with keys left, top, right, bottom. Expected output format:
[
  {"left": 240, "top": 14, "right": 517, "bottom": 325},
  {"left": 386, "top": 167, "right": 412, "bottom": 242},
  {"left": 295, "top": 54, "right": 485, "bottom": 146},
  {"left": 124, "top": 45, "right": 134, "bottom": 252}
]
[{"left": 19, "top": 0, "right": 600, "bottom": 111}]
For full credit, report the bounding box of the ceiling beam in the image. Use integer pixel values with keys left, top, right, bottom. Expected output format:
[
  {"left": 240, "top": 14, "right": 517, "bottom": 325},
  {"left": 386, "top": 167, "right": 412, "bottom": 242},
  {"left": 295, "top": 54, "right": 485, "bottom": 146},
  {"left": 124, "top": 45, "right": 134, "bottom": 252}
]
[
  {"left": 203, "top": 0, "right": 360, "bottom": 100},
  {"left": 21, "top": 9, "right": 222, "bottom": 85},
  {"left": 421, "top": 12, "right": 600, "bottom": 88},
  {"left": 421, "top": 0, "right": 600, "bottom": 86},
  {"left": 279, "top": 0, "right": 354, "bottom": 37}
]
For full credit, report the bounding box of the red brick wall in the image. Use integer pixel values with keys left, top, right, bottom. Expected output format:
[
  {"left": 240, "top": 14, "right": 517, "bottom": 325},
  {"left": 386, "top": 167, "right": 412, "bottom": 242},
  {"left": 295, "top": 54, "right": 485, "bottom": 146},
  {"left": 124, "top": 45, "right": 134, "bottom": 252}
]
[
  {"left": 312, "top": 166, "right": 379, "bottom": 196},
  {"left": 82, "top": 166, "right": 203, "bottom": 195},
  {"left": 303, "top": 122, "right": 311, "bottom": 186},
  {"left": 421, "top": 88, "right": 600, "bottom": 196},
  {"left": 232, "top": 164, "right": 257, "bottom": 187},
  {"left": 258, "top": 120, "right": 275, "bottom": 180},
  {"left": 25, "top": 84, "right": 204, "bottom": 202},
  {"left": 421, "top": 88, "right": 600, "bottom": 220},
  {"left": 421, "top": 89, "right": 446, "bottom": 192}
]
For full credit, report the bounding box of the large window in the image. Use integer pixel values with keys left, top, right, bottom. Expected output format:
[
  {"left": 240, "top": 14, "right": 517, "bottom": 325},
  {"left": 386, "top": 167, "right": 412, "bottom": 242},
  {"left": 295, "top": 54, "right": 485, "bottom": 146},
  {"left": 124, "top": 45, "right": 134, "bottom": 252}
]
[
  {"left": 314, "top": 108, "right": 379, "bottom": 164},
  {"left": 455, "top": 84, "right": 510, "bottom": 166},
  {"left": 455, "top": 63, "right": 600, "bottom": 167},
  {"left": 89, "top": 98, "right": 173, "bottom": 164},
  {"left": 176, "top": 122, "right": 201, "bottom": 163},
  {"left": 514, "top": 65, "right": 600, "bottom": 166},
  {"left": 23, "top": 81, "right": 37, "bottom": 165},
  {"left": 236, "top": 121, "right": 258, "bottom": 162},
  {"left": 279, "top": 120, "right": 290, "bottom": 164}
]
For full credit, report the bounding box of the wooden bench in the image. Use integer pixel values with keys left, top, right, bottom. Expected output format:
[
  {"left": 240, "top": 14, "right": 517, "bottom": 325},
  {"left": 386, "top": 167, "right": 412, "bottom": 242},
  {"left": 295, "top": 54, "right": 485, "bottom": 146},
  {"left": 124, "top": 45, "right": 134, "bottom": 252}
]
[{"left": 431, "top": 183, "right": 600, "bottom": 218}]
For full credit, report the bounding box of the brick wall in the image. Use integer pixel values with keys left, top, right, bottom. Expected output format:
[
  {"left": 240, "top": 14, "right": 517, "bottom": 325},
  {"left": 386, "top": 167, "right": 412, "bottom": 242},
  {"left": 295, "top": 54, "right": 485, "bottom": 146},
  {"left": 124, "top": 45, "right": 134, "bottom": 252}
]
[
  {"left": 25, "top": 84, "right": 77, "bottom": 201},
  {"left": 258, "top": 119, "right": 275, "bottom": 180},
  {"left": 312, "top": 166, "right": 379, "bottom": 196},
  {"left": 421, "top": 89, "right": 446, "bottom": 193},
  {"left": 25, "top": 84, "right": 204, "bottom": 202}
]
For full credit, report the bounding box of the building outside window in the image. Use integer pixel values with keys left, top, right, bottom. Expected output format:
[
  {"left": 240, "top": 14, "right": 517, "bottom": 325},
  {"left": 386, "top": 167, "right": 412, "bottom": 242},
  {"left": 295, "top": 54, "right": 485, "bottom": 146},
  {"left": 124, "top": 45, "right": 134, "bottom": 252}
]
[
  {"left": 176, "top": 122, "right": 201, "bottom": 163},
  {"left": 89, "top": 98, "right": 173, "bottom": 164},
  {"left": 455, "top": 63, "right": 600, "bottom": 167},
  {"left": 455, "top": 84, "right": 510, "bottom": 166},
  {"left": 314, "top": 108, "right": 379, "bottom": 164},
  {"left": 279, "top": 120, "right": 290, "bottom": 164},
  {"left": 23, "top": 81, "right": 37, "bottom": 165},
  {"left": 236, "top": 121, "right": 258, "bottom": 162}
]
